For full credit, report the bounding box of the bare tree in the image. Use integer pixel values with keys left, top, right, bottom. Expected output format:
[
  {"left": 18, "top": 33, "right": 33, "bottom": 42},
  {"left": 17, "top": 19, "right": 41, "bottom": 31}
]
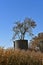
[{"left": 13, "top": 18, "right": 36, "bottom": 40}]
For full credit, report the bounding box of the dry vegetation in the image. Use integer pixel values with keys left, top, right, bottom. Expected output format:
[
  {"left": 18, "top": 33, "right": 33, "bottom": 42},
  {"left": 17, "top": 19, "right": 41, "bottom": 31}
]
[{"left": 0, "top": 47, "right": 43, "bottom": 65}]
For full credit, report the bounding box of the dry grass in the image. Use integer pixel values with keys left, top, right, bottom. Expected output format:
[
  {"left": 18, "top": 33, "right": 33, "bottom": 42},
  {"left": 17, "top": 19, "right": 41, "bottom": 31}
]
[{"left": 0, "top": 47, "right": 43, "bottom": 65}]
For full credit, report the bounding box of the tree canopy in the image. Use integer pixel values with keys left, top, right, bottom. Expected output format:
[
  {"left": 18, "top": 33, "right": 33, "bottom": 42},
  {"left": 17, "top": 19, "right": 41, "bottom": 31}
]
[{"left": 13, "top": 18, "right": 36, "bottom": 40}]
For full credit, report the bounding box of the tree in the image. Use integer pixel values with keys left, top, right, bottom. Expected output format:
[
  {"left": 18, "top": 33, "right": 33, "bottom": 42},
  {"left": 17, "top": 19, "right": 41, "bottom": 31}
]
[
  {"left": 30, "top": 33, "right": 43, "bottom": 52},
  {"left": 38, "top": 41, "right": 43, "bottom": 52},
  {"left": 13, "top": 18, "right": 36, "bottom": 40}
]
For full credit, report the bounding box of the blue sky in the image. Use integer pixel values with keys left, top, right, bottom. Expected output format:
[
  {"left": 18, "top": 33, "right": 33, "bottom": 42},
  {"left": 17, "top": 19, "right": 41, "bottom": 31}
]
[{"left": 0, "top": 0, "right": 43, "bottom": 48}]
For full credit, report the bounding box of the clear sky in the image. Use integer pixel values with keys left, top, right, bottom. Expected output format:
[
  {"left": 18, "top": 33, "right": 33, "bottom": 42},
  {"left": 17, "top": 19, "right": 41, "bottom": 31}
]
[{"left": 0, "top": 0, "right": 43, "bottom": 48}]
